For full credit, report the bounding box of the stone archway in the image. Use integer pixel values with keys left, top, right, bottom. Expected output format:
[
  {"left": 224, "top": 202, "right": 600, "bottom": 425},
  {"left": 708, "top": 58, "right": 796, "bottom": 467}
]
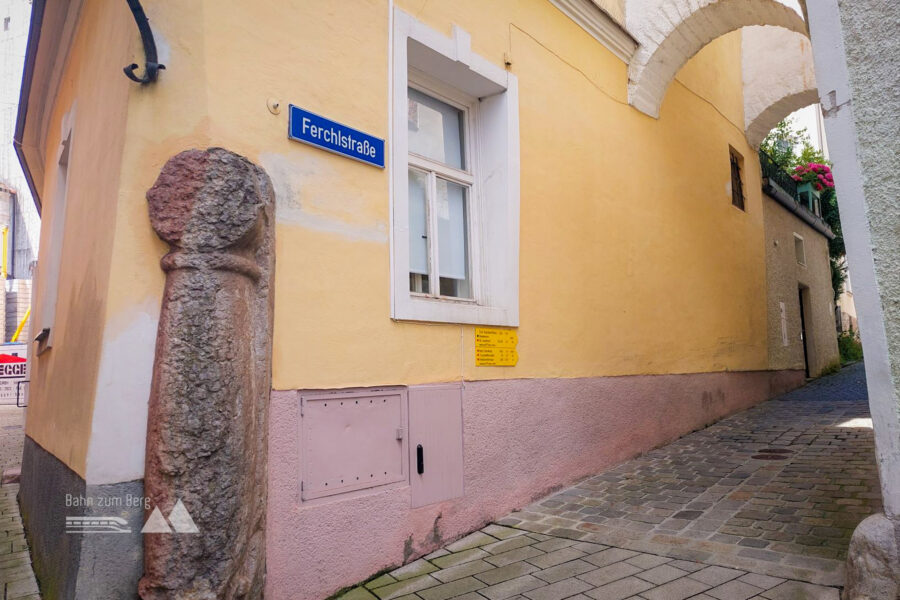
[
  {"left": 626, "top": 0, "right": 807, "bottom": 118},
  {"left": 743, "top": 26, "right": 818, "bottom": 148}
]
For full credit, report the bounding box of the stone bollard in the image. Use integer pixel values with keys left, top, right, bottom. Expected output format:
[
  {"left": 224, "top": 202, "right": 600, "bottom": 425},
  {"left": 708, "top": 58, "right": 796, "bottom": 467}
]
[
  {"left": 844, "top": 513, "right": 900, "bottom": 600},
  {"left": 139, "top": 148, "right": 275, "bottom": 599}
]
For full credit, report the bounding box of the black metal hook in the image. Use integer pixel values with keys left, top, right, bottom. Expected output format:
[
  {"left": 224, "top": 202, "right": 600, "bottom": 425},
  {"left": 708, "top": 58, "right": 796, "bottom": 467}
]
[{"left": 123, "top": 0, "right": 165, "bottom": 84}]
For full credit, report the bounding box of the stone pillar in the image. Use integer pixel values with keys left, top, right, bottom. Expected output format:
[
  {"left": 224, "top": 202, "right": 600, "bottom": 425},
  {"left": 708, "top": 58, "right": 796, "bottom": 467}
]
[
  {"left": 139, "top": 148, "right": 275, "bottom": 599},
  {"left": 805, "top": 2, "right": 900, "bottom": 598}
]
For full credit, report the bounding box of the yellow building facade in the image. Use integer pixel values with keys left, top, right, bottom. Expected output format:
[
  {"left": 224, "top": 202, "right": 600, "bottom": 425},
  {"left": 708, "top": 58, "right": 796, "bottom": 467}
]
[{"left": 13, "top": 1, "right": 839, "bottom": 598}]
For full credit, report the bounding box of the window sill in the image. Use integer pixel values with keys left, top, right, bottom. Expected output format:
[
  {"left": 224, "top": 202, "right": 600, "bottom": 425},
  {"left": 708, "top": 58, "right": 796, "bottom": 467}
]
[{"left": 393, "top": 294, "right": 517, "bottom": 327}]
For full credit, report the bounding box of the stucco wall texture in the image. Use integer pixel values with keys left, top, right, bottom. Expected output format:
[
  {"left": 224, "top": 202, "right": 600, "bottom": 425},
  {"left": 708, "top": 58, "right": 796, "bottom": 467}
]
[
  {"left": 23, "top": 0, "right": 133, "bottom": 477},
  {"left": 839, "top": 1, "right": 900, "bottom": 426},
  {"left": 267, "top": 370, "right": 804, "bottom": 600},
  {"left": 762, "top": 194, "right": 839, "bottom": 376},
  {"left": 25, "top": 0, "right": 780, "bottom": 483}
]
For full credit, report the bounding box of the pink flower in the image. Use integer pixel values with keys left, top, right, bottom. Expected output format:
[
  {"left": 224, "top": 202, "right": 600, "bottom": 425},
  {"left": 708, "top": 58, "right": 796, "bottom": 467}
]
[{"left": 792, "top": 175, "right": 801, "bottom": 181}]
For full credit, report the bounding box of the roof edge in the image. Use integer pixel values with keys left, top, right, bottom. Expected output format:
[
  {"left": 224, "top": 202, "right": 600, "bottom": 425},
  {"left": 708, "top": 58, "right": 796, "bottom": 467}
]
[{"left": 13, "top": 0, "right": 46, "bottom": 215}]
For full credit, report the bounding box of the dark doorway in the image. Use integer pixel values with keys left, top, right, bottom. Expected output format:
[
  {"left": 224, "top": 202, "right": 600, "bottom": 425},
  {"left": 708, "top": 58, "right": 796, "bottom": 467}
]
[{"left": 799, "top": 287, "right": 810, "bottom": 377}]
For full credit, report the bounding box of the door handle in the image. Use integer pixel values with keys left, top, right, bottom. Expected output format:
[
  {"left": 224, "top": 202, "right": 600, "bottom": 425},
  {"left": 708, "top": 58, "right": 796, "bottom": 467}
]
[{"left": 416, "top": 444, "right": 424, "bottom": 475}]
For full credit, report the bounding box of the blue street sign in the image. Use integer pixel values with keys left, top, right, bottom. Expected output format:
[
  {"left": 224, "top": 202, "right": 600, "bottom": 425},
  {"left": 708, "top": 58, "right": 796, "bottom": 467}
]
[{"left": 288, "top": 105, "right": 385, "bottom": 168}]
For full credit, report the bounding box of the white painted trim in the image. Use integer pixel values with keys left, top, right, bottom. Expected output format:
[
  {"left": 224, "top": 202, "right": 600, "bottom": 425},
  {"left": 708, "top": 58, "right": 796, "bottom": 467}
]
[
  {"left": 35, "top": 104, "right": 75, "bottom": 354},
  {"left": 793, "top": 232, "right": 806, "bottom": 267},
  {"left": 391, "top": 9, "right": 520, "bottom": 327},
  {"left": 806, "top": 0, "right": 900, "bottom": 516},
  {"left": 85, "top": 302, "right": 160, "bottom": 485},
  {"left": 549, "top": 0, "right": 638, "bottom": 63}
]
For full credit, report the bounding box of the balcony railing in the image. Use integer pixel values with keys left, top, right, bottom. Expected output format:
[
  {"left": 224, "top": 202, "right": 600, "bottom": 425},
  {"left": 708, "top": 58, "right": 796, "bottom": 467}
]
[
  {"left": 758, "top": 149, "right": 799, "bottom": 200},
  {"left": 758, "top": 148, "right": 835, "bottom": 240}
]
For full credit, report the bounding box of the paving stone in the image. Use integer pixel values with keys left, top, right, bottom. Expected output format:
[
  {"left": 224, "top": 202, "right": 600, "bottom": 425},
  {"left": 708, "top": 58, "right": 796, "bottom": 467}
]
[
  {"left": 634, "top": 564, "right": 688, "bottom": 585},
  {"left": 486, "top": 546, "right": 546, "bottom": 568},
  {"left": 526, "top": 547, "right": 586, "bottom": 569},
  {"left": 371, "top": 574, "right": 442, "bottom": 600},
  {"left": 577, "top": 561, "right": 642, "bottom": 587},
  {"left": 736, "top": 573, "right": 784, "bottom": 590},
  {"left": 667, "top": 560, "right": 706, "bottom": 573},
  {"left": 446, "top": 531, "right": 498, "bottom": 552},
  {"left": 476, "top": 561, "right": 541, "bottom": 585},
  {"left": 533, "top": 559, "right": 595, "bottom": 583},
  {"left": 502, "top": 363, "right": 880, "bottom": 582},
  {"left": 523, "top": 576, "right": 591, "bottom": 600},
  {"left": 623, "top": 553, "right": 671, "bottom": 570},
  {"left": 338, "top": 587, "right": 379, "bottom": 600},
  {"left": 584, "top": 576, "right": 654, "bottom": 600},
  {"left": 532, "top": 538, "right": 577, "bottom": 553},
  {"left": 583, "top": 548, "right": 638, "bottom": 568},
  {"left": 365, "top": 574, "right": 397, "bottom": 589},
  {"left": 706, "top": 580, "right": 764, "bottom": 600},
  {"left": 689, "top": 566, "right": 746, "bottom": 587},
  {"left": 479, "top": 575, "right": 547, "bottom": 600},
  {"left": 760, "top": 581, "right": 840, "bottom": 600},
  {"left": 640, "top": 576, "right": 711, "bottom": 600},
  {"left": 390, "top": 558, "right": 439, "bottom": 581},
  {"left": 570, "top": 542, "right": 608, "bottom": 554},
  {"left": 418, "top": 576, "right": 486, "bottom": 600},
  {"left": 432, "top": 548, "right": 490, "bottom": 569},
  {"left": 432, "top": 559, "right": 494, "bottom": 583},
  {"left": 484, "top": 525, "right": 529, "bottom": 540}
]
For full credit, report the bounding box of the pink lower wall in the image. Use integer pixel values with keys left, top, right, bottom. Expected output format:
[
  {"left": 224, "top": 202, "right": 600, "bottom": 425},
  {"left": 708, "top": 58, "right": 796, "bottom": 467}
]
[{"left": 266, "top": 369, "right": 804, "bottom": 600}]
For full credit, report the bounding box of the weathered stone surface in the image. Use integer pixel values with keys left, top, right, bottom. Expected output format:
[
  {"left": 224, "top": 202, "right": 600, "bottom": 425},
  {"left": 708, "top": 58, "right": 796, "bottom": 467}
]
[
  {"left": 139, "top": 148, "right": 275, "bottom": 599},
  {"left": 844, "top": 513, "right": 900, "bottom": 600}
]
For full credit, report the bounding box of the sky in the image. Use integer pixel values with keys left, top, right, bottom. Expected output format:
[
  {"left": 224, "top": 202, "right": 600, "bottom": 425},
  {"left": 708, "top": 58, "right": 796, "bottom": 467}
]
[{"left": 0, "top": 0, "right": 40, "bottom": 255}]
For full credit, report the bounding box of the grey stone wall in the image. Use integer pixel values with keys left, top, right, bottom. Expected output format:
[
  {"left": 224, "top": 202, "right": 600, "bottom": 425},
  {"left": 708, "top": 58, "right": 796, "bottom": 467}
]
[
  {"left": 20, "top": 436, "right": 144, "bottom": 600},
  {"left": 838, "top": 0, "right": 900, "bottom": 425},
  {"left": 762, "top": 193, "right": 840, "bottom": 375}
]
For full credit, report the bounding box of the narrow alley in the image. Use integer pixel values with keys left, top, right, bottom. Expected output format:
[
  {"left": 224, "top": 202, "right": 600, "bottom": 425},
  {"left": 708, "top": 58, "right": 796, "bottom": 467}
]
[{"left": 346, "top": 364, "right": 877, "bottom": 600}]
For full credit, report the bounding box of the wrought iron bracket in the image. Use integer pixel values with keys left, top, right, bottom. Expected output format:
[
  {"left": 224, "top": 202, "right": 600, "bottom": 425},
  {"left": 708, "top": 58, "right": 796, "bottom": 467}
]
[
  {"left": 16, "top": 380, "right": 29, "bottom": 408},
  {"left": 123, "top": 0, "right": 165, "bottom": 84}
]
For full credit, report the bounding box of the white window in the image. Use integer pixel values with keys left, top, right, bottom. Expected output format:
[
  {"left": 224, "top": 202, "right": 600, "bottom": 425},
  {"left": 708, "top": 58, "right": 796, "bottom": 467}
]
[
  {"left": 407, "top": 85, "right": 474, "bottom": 300},
  {"left": 35, "top": 109, "right": 74, "bottom": 355},
  {"left": 392, "top": 11, "right": 520, "bottom": 326},
  {"left": 794, "top": 233, "right": 806, "bottom": 266}
]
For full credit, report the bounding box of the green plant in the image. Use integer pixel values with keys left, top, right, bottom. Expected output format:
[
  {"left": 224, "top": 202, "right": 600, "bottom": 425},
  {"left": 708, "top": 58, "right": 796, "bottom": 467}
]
[
  {"left": 819, "top": 360, "right": 842, "bottom": 376},
  {"left": 762, "top": 119, "right": 847, "bottom": 299},
  {"left": 838, "top": 331, "right": 864, "bottom": 364}
]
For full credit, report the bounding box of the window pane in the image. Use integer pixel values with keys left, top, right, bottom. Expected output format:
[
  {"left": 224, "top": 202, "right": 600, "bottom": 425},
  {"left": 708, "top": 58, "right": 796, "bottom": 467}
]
[
  {"left": 436, "top": 178, "right": 471, "bottom": 298},
  {"left": 408, "top": 169, "right": 430, "bottom": 294},
  {"left": 408, "top": 88, "right": 465, "bottom": 169}
]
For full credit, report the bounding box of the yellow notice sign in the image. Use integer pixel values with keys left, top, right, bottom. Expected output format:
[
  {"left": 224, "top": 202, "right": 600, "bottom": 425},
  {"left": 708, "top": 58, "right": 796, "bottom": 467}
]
[{"left": 475, "top": 327, "right": 519, "bottom": 366}]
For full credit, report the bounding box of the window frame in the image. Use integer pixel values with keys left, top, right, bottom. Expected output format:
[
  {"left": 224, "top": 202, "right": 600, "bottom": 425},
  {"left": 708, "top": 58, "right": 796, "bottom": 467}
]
[
  {"left": 794, "top": 233, "right": 806, "bottom": 267},
  {"left": 35, "top": 107, "right": 75, "bottom": 355},
  {"left": 391, "top": 9, "right": 520, "bottom": 327},
  {"left": 406, "top": 74, "right": 481, "bottom": 303},
  {"left": 729, "top": 147, "right": 746, "bottom": 211}
]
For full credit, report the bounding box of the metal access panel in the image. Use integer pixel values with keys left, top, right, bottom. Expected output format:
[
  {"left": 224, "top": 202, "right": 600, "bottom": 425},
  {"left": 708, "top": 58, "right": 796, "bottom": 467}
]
[
  {"left": 408, "top": 384, "right": 465, "bottom": 508},
  {"left": 301, "top": 388, "right": 407, "bottom": 501}
]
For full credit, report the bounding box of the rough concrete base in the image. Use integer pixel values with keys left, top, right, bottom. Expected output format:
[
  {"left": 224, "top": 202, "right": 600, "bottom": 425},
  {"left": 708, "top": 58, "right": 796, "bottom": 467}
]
[
  {"left": 844, "top": 513, "right": 900, "bottom": 600},
  {"left": 19, "top": 436, "right": 144, "bottom": 599}
]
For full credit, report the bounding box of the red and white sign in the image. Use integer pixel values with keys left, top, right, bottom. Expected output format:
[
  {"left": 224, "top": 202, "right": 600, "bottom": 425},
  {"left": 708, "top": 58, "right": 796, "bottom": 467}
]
[{"left": 0, "top": 343, "right": 27, "bottom": 405}]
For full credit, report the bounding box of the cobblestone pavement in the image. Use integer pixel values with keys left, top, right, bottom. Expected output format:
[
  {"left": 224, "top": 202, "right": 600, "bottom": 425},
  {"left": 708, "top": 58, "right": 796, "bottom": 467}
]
[
  {"left": 341, "top": 363, "right": 876, "bottom": 600},
  {"left": 500, "top": 363, "right": 878, "bottom": 586},
  {"left": 0, "top": 406, "right": 25, "bottom": 473},
  {"left": 0, "top": 484, "right": 39, "bottom": 599},
  {"left": 346, "top": 524, "right": 839, "bottom": 600}
]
